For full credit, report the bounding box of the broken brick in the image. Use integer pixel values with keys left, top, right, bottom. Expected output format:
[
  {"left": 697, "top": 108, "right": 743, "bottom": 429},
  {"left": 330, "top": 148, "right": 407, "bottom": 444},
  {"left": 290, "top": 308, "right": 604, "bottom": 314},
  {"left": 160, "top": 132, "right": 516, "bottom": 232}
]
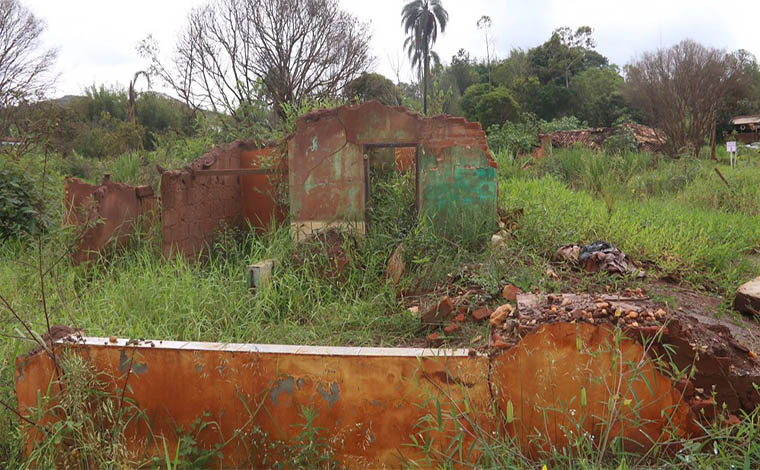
[
  {"left": 690, "top": 398, "right": 717, "bottom": 418},
  {"left": 471, "top": 307, "right": 492, "bottom": 321},
  {"left": 501, "top": 284, "right": 522, "bottom": 301},
  {"left": 421, "top": 296, "right": 455, "bottom": 324},
  {"left": 454, "top": 313, "right": 466, "bottom": 323},
  {"left": 426, "top": 333, "right": 443, "bottom": 347},
  {"left": 444, "top": 323, "right": 462, "bottom": 335}
]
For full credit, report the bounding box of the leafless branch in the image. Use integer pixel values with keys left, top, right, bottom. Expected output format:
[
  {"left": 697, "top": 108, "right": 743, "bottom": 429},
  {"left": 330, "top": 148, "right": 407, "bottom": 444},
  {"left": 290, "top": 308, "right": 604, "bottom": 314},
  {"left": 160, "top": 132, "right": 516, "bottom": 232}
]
[
  {"left": 625, "top": 40, "right": 750, "bottom": 157},
  {"left": 138, "top": 0, "right": 372, "bottom": 119},
  {"left": 0, "top": 0, "right": 58, "bottom": 143}
]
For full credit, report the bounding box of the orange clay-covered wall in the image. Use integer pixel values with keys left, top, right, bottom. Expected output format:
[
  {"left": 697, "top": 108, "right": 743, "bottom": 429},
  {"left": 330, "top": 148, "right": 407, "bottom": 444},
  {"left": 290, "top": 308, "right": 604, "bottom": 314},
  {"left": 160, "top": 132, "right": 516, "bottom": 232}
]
[
  {"left": 287, "top": 101, "right": 498, "bottom": 238},
  {"left": 64, "top": 175, "right": 157, "bottom": 264},
  {"left": 161, "top": 141, "right": 284, "bottom": 259}
]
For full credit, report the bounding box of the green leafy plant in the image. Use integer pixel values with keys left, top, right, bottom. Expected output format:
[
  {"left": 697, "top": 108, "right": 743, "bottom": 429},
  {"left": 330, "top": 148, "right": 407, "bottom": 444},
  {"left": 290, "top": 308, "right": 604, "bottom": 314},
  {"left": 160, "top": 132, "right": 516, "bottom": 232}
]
[{"left": 0, "top": 164, "right": 43, "bottom": 240}]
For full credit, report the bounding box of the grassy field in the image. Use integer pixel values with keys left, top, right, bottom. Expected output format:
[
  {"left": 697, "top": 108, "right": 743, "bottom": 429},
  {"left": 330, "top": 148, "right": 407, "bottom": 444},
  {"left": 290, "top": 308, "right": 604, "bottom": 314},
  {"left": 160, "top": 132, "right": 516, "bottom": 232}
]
[{"left": 2, "top": 142, "right": 760, "bottom": 468}]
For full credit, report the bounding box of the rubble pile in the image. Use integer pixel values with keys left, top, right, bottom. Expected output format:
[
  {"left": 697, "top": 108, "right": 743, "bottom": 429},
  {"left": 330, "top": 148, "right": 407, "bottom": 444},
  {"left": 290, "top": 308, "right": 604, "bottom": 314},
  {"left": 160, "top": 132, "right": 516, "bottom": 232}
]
[
  {"left": 554, "top": 241, "right": 646, "bottom": 277},
  {"left": 540, "top": 123, "right": 666, "bottom": 153},
  {"left": 482, "top": 290, "right": 760, "bottom": 419},
  {"left": 488, "top": 290, "right": 664, "bottom": 349}
]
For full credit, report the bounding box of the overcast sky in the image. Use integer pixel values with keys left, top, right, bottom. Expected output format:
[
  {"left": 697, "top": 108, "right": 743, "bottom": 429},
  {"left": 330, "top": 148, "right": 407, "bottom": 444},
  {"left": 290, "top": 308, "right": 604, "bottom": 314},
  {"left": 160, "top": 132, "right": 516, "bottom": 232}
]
[{"left": 21, "top": 0, "right": 760, "bottom": 97}]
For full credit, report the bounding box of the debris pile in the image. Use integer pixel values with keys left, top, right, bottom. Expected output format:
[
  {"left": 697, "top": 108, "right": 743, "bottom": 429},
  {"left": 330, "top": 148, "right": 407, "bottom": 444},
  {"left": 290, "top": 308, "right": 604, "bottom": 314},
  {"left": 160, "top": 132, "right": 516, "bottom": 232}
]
[
  {"left": 488, "top": 290, "right": 663, "bottom": 349},
  {"left": 484, "top": 290, "right": 760, "bottom": 419},
  {"left": 553, "top": 241, "right": 646, "bottom": 277},
  {"left": 540, "top": 123, "right": 666, "bottom": 153}
]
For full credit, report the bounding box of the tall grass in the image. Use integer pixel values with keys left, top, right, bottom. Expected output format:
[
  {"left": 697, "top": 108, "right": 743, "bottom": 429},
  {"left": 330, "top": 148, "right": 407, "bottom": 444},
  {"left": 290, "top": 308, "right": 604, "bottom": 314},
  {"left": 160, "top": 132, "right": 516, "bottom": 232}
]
[
  {"left": 3, "top": 143, "right": 760, "bottom": 468},
  {"left": 500, "top": 176, "right": 760, "bottom": 293}
]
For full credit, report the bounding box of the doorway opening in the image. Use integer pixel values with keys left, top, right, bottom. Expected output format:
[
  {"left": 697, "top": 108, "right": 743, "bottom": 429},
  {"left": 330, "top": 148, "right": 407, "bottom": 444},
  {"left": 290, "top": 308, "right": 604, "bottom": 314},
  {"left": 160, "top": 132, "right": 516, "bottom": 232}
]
[{"left": 363, "top": 143, "right": 418, "bottom": 236}]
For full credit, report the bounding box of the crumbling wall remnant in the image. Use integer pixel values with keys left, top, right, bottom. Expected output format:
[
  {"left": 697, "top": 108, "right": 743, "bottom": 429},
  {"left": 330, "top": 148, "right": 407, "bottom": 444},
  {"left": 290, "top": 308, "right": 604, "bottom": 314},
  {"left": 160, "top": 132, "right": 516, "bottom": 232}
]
[
  {"left": 64, "top": 175, "right": 156, "bottom": 264},
  {"left": 539, "top": 123, "right": 666, "bottom": 155},
  {"left": 161, "top": 141, "right": 284, "bottom": 259},
  {"left": 288, "top": 101, "right": 498, "bottom": 240},
  {"left": 161, "top": 142, "right": 245, "bottom": 258}
]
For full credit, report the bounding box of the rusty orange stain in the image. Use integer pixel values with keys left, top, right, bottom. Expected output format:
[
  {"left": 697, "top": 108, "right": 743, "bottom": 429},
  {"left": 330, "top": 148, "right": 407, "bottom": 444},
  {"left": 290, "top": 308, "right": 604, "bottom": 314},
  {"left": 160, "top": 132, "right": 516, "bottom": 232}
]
[
  {"left": 16, "top": 323, "right": 694, "bottom": 467},
  {"left": 491, "top": 322, "right": 694, "bottom": 456},
  {"left": 17, "top": 340, "right": 491, "bottom": 468}
]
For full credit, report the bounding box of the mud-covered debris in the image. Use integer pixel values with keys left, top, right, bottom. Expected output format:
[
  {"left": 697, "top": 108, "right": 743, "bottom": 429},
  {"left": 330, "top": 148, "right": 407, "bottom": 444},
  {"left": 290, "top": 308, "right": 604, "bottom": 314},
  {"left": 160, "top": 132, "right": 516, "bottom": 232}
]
[
  {"left": 386, "top": 243, "right": 405, "bottom": 285},
  {"left": 421, "top": 296, "right": 455, "bottom": 324},
  {"left": 554, "top": 241, "right": 646, "bottom": 277},
  {"left": 734, "top": 276, "right": 760, "bottom": 316},
  {"left": 489, "top": 304, "right": 514, "bottom": 327},
  {"left": 501, "top": 284, "right": 522, "bottom": 301},
  {"left": 27, "top": 325, "right": 85, "bottom": 356}
]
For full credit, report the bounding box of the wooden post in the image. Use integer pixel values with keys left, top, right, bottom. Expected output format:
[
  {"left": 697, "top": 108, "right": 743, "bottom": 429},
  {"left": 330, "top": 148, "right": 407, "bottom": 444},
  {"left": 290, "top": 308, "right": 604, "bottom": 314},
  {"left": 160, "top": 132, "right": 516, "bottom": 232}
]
[{"left": 711, "top": 118, "right": 717, "bottom": 161}]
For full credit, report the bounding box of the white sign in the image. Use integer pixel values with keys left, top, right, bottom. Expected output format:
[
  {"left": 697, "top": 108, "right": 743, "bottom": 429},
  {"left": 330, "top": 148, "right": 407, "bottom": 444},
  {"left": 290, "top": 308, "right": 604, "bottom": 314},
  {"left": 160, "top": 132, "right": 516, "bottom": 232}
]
[{"left": 727, "top": 141, "right": 737, "bottom": 153}]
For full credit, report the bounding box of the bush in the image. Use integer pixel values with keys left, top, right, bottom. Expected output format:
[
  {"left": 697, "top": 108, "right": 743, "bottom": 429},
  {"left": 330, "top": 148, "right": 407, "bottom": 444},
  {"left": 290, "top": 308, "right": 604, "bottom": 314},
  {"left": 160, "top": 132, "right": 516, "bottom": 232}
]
[
  {"left": 73, "top": 117, "right": 145, "bottom": 159},
  {"left": 487, "top": 121, "right": 537, "bottom": 155},
  {"left": 136, "top": 92, "right": 191, "bottom": 149},
  {"left": 474, "top": 88, "right": 520, "bottom": 129},
  {"left": 0, "top": 164, "right": 42, "bottom": 240}
]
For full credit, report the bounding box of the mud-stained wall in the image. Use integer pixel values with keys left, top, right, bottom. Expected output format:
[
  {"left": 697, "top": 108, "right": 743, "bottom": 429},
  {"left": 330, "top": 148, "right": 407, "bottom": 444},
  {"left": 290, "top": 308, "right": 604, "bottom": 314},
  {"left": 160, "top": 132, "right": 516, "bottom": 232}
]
[
  {"left": 64, "top": 176, "right": 157, "bottom": 264},
  {"left": 240, "top": 147, "right": 287, "bottom": 231},
  {"left": 288, "top": 101, "right": 498, "bottom": 239},
  {"left": 16, "top": 323, "right": 696, "bottom": 467},
  {"left": 161, "top": 141, "right": 284, "bottom": 259},
  {"left": 161, "top": 142, "right": 246, "bottom": 258}
]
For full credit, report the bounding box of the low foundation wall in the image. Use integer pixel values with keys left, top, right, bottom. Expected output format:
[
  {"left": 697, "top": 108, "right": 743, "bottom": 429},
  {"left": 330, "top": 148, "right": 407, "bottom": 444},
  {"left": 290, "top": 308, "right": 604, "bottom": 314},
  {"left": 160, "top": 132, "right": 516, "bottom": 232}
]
[{"left": 16, "top": 323, "right": 694, "bottom": 467}]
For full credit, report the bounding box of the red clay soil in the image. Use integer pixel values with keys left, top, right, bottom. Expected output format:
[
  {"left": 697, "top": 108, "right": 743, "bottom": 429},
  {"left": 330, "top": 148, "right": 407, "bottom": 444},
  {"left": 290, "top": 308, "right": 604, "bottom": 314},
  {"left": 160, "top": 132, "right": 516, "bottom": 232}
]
[{"left": 491, "top": 289, "right": 760, "bottom": 419}]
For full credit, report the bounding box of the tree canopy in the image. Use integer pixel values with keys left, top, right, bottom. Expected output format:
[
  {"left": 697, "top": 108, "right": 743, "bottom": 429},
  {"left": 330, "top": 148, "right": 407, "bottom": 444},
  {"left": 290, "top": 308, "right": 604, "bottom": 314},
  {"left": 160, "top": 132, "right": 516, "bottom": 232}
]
[{"left": 625, "top": 39, "right": 751, "bottom": 156}]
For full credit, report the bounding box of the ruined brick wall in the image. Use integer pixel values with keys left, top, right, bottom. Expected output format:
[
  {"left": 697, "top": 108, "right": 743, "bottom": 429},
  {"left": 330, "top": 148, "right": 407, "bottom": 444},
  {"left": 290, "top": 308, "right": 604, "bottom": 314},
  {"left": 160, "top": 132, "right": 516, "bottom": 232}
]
[
  {"left": 288, "top": 101, "right": 497, "bottom": 238},
  {"left": 240, "top": 147, "right": 287, "bottom": 231},
  {"left": 64, "top": 176, "right": 157, "bottom": 264},
  {"left": 418, "top": 116, "right": 498, "bottom": 224},
  {"left": 161, "top": 141, "right": 246, "bottom": 258}
]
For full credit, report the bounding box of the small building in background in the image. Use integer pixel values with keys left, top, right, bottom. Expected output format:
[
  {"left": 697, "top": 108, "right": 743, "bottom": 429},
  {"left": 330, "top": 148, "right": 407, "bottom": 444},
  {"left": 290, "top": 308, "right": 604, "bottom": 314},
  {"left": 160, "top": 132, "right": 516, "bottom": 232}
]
[{"left": 731, "top": 115, "right": 760, "bottom": 143}]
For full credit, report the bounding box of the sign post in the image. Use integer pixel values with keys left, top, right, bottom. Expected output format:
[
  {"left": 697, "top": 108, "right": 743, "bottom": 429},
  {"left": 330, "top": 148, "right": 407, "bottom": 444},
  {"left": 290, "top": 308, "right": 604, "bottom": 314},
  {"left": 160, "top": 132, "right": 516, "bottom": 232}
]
[{"left": 727, "top": 141, "right": 737, "bottom": 168}]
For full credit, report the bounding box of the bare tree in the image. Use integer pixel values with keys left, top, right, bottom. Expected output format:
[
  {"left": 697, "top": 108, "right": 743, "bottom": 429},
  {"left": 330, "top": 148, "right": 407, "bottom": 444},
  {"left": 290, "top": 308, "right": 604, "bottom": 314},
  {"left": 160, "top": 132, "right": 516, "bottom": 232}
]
[
  {"left": 0, "top": 0, "right": 57, "bottom": 139},
  {"left": 127, "top": 70, "right": 150, "bottom": 123},
  {"left": 477, "top": 15, "right": 493, "bottom": 85},
  {"left": 139, "top": 0, "right": 372, "bottom": 120},
  {"left": 625, "top": 40, "right": 749, "bottom": 157}
]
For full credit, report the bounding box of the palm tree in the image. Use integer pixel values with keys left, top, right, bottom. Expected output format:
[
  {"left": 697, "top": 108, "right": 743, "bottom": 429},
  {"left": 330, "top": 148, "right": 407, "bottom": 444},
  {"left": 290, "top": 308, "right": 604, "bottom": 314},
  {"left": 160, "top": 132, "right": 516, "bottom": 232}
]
[
  {"left": 401, "top": 0, "right": 448, "bottom": 115},
  {"left": 127, "top": 70, "right": 151, "bottom": 123}
]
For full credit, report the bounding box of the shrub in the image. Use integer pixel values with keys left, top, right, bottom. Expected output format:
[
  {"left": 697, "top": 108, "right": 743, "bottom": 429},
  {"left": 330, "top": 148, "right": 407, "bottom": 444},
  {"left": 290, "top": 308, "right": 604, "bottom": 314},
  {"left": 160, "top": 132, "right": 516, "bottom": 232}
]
[
  {"left": 474, "top": 87, "right": 521, "bottom": 129},
  {"left": 0, "top": 164, "right": 42, "bottom": 240},
  {"left": 487, "top": 121, "right": 537, "bottom": 155}
]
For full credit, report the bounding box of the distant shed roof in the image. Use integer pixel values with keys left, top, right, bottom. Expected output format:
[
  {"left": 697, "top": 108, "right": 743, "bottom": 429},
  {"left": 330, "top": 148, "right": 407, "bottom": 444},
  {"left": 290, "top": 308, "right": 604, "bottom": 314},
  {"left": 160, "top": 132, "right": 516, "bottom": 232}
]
[{"left": 731, "top": 115, "right": 760, "bottom": 125}]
